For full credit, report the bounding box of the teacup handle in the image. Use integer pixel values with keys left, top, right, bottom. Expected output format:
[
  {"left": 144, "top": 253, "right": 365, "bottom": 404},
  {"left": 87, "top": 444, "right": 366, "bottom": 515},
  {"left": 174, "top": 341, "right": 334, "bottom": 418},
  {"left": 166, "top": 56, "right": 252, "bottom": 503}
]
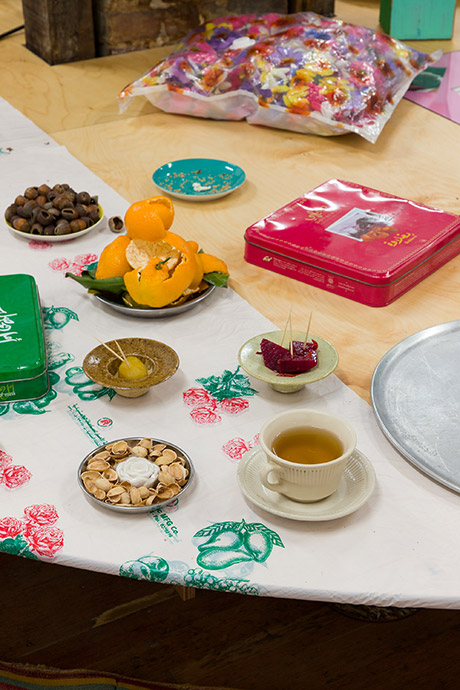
[{"left": 260, "top": 463, "right": 286, "bottom": 494}]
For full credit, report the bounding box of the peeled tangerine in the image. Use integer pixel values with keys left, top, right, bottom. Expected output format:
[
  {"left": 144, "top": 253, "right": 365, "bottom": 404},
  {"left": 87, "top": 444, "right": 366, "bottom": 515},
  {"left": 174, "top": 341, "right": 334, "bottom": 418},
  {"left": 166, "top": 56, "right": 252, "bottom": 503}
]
[
  {"left": 118, "top": 356, "right": 148, "bottom": 380},
  {"left": 124, "top": 196, "right": 174, "bottom": 242}
]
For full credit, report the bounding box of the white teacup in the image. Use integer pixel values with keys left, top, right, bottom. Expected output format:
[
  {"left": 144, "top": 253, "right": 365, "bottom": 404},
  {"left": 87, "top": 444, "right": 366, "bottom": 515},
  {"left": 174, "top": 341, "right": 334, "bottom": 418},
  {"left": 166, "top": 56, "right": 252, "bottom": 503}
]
[{"left": 259, "top": 408, "right": 357, "bottom": 502}]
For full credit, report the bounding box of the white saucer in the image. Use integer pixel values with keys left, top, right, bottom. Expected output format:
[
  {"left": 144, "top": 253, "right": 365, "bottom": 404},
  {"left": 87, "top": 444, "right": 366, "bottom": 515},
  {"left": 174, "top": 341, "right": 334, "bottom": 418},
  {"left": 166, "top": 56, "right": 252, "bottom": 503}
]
[{"left": 237, "top": 447, "right": 376, "bottom": 521}]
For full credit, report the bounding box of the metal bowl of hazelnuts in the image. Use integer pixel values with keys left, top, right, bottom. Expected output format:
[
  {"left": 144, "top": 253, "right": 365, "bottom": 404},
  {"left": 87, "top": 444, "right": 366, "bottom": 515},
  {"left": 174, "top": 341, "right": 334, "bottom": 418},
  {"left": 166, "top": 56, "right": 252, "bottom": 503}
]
[{"left": 4, "top": 183, "right": 104, "bottom": 242}]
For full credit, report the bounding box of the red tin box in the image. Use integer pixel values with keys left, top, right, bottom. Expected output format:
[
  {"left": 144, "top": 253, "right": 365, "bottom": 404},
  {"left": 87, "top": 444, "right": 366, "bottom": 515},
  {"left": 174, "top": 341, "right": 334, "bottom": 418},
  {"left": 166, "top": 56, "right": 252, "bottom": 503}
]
[{"left": 244, "top": 179, "right": 460, "bottom": 307}]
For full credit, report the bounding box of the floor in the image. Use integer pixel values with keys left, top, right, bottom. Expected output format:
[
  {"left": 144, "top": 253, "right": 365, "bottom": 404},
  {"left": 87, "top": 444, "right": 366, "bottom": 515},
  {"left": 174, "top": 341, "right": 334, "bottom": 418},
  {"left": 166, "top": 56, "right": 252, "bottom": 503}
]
[{"left": 1, "top": 552, "right": 460, "bottom": 690}]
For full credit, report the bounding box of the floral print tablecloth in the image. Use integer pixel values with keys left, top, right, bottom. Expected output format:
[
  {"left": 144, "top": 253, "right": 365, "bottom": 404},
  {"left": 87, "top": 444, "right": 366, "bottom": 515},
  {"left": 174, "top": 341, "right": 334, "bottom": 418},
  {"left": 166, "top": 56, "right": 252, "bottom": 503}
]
[{"left": 1, "top": 97, "right": 460, "bottom": 609}]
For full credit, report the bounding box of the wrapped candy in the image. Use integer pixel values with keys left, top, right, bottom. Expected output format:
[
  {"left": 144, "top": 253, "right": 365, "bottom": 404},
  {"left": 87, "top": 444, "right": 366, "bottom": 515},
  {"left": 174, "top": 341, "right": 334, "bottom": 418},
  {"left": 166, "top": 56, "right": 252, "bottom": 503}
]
[{"left": 118, "top": 12, "right": 440, "bottom": 143}]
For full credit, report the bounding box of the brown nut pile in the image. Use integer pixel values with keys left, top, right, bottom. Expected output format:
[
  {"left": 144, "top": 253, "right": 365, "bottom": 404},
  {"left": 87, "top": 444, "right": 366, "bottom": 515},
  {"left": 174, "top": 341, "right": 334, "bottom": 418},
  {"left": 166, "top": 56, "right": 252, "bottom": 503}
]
[
  {"left": 4, "top": 183, "right": 100, "bottom": 237},
  {"left": 81, "top": 438, "right": 190, "bottom": 508}
]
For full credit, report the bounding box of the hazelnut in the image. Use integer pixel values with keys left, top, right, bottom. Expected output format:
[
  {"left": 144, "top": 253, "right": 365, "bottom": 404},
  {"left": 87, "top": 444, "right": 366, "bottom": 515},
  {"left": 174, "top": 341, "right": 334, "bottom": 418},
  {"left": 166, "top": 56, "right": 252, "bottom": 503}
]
[
  {"left": 70, "top": 219, "right": 87, "bottom": 233},
  {"left": 12, "top": 217, "right": 30, "bottom": 233},
  {"left": 53, "top": 195, "right": 73, "bottom": 210},
  {"left": 76, "top": 191, "right": 91, "bottom": 205},
  {"left": 4, "top": 205, "right": 17, "bottom": 223},
  {"left": 21, "top": 200, "right": 38, "bottom": 218},
  {"left": 36, "top": 209, "right": 54, "bottom": 226},
  {"left": 54, "top": 220, "right": 71, "bottom": 235},
  {"left": 61, "top": 207, "right": 78, "bottom": 221},
  {"left": 24, "top": 186, "right": 38, "bottom": 200}
]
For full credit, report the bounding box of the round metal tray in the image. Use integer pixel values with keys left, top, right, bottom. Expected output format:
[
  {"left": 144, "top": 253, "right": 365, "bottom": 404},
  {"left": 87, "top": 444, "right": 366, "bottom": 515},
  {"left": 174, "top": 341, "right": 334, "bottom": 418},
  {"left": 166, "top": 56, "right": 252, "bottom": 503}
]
[
  {"left": 371, "top": 320, "right": 460, "bottom": 494},
  {"left": 95, "top": 285, "right": 215, "bottom": 318}
]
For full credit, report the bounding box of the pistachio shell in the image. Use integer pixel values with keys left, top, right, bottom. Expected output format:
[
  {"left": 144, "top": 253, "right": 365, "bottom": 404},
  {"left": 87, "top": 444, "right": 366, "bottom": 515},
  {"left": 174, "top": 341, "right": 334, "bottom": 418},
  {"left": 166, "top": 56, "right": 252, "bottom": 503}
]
[
  {"left": 131, "top": 445, "right": 148, "bottom": 457},
  {"left": 158, "top": 469, "right": 175, "bottom": 485},
  {"left": 107, "top": 485, "right": 126, "bottom": 498},
  {"left": 87, "top": 459, "right": 110, "bottom": 471},
  {"left": 81, "top": 470, "right": 101, "bottom": 481},
  {"left": 94, "top": 477, "right": 113, "bottom": 492}
]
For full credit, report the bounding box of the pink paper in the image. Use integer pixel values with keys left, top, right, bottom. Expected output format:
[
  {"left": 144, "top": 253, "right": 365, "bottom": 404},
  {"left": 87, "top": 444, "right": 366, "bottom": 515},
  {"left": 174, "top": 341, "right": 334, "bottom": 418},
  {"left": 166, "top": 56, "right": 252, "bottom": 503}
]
[{"left": 405, "top": 51, "right": 460, "bottom": 124}]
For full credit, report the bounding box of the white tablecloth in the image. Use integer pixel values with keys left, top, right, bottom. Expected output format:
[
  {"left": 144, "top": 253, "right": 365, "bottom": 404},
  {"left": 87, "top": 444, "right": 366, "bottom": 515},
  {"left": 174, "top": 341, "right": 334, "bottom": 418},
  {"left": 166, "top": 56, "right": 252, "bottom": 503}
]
[{"left": 1, "top": 97, "right": 459, "bottom": 609}]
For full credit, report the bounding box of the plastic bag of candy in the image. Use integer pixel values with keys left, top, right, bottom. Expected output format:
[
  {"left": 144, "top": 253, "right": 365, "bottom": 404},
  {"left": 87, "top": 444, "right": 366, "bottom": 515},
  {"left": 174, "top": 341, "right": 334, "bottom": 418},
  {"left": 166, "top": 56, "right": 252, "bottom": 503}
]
[{"left": 118, "top": 12, "right": 440, "bottom": 143}]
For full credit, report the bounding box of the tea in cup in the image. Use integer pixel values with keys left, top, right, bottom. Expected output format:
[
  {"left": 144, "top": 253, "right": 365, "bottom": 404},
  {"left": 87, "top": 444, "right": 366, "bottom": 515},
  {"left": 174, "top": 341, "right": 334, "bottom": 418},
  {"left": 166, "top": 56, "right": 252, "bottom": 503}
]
[{"left": 259, "top": 408, "right": 357, "bottom": 502}]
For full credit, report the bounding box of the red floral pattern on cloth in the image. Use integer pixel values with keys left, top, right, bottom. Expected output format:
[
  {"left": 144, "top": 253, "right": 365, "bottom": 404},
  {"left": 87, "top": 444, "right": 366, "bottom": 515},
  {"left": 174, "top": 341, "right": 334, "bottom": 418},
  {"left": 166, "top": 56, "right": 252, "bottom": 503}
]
[
  {"left": 0, "top": 450, "right": 32, "bottom": 488},
  {"left": 219, "top": 398, "right": 249, "bottom": 415},
  {"left": 23, "top": 504, "right": 59, "bottom": 526},
  {"left": 183, "top": 387, "right": 250, "bottom": 425},
  {"left": 183, "top": 387, "right": 216, "bottom": 407},
  {"left": 49, "top": 253, "right": 98, "bottom": 276},
  {"left": 222, "top": 434, "right": 260, "bottom": 462},
  {"left": 0, "top": 503, "right": 64, "bottom": 558},
  {"left": 0, "top": 516, "right": 23, "bottom": 539},
  {"left": 190, "top": 405, "right": 222, "bottom": 425},
  {"left": 28, "top": 240, "right": 53, "bottom": 250},
  {"left": 24, "top": 524, "right": 64, "bottom": 558}
]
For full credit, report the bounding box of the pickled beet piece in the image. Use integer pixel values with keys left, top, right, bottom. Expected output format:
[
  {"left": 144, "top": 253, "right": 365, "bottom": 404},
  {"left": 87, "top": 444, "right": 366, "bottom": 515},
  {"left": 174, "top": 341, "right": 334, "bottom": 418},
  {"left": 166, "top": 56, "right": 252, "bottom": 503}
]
[
  {"left": 259, "top": 338, "right": 318, "bottom": 374},
  {"left": 259, "top": 338, "right": 289, "bottom": 370}
]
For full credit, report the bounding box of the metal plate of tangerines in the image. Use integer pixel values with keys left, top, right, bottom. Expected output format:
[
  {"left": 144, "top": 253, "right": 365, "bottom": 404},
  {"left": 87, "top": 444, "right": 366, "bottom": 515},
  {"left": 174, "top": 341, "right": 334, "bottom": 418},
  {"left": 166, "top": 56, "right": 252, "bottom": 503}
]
[{"left": 65, "top": 195, "right": 228, "bottom": 317}]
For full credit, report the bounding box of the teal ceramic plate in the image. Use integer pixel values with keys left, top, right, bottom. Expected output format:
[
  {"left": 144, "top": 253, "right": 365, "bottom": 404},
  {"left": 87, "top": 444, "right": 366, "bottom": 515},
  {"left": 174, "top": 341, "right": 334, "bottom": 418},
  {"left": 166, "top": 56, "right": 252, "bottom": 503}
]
[
  {"left": 152, "top": 158, "right": 246, "bottom": 201},
  {"left": 238, "top": 330, "right": 339, "bottom": 394}
]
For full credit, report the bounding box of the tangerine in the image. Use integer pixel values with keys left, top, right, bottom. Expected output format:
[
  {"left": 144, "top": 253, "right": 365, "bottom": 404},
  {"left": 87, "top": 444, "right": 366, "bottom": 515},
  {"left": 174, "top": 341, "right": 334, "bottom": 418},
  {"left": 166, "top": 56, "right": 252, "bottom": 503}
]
[
  {"left": 124, "top": 196, "right": 174, "bottom": 242},
  {"left": 198, "top": 252, "right": 228, "bottom": 275},
  {"left": 95, "top": 235, "right": 131, "bottom": 279}
]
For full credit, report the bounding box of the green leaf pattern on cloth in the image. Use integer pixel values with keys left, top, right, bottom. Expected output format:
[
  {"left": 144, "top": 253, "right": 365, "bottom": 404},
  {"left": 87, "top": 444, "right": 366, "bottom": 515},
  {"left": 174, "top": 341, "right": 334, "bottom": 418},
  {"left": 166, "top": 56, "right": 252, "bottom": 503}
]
[
  {"left": 0, "top": 534, "right": 38, "bottom": 559},
  {"left": 196, "top": 366, "right": 258, "bottom": 402}
]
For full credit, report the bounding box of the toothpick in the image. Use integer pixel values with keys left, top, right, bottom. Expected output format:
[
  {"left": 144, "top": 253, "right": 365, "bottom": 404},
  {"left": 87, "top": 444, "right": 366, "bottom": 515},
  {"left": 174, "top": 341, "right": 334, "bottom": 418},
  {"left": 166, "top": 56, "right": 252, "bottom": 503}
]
[
  {"left": 289, "top": 312, "right": 293, "bottom": 357},
  {"left": 280, "top": 306, "right": 292, "bottom": 348},
  {"left": 114, "top": 339, "right": 129, "bottom": 366},
  {"left": 304, "top": 312, "right": 312, "bottom": 346},
  {"left": 96, "top": 338, "right": 125, "bottom": 364}
]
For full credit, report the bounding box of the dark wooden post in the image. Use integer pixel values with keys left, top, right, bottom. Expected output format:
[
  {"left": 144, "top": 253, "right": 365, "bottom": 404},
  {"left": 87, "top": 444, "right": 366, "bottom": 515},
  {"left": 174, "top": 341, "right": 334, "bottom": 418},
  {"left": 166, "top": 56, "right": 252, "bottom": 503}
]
[{"left": 22, "top": 0, "right": 96, "bottom": 65}]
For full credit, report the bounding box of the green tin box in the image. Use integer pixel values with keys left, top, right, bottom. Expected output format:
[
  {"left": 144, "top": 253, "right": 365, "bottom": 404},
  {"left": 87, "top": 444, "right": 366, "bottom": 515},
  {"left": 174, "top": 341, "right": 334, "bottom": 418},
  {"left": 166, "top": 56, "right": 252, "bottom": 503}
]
[{"left": 0, "top": 274, "right": 49, "bottom": 403}]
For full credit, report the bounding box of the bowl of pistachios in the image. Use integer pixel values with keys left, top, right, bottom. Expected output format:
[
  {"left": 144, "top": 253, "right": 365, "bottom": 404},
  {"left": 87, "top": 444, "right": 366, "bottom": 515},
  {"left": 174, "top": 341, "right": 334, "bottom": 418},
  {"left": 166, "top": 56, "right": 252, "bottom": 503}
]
[{"left": 78, "top": 436, "right": 194, "bottom": 513}]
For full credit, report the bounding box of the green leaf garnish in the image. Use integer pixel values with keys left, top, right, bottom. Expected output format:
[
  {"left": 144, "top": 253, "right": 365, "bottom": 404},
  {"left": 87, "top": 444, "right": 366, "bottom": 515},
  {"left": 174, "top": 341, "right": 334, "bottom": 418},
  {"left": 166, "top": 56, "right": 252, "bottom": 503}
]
[
  {"left": 203, "top": 272, "right": 229, "bottom": 288},
  {"left": 65, "top": 272, "right": 126, "bottom": 295}
]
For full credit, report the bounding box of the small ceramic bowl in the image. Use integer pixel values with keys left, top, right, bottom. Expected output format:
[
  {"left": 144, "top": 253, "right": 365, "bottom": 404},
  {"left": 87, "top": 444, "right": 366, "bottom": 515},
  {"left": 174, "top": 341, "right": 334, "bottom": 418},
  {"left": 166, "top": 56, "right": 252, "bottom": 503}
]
[
  {"left": 83, "top": 337, "right": 179, "bottom": 398},
  {"left": 238, "top": 330, "right": 338, "bottom": 393},
  {"left": 6, "top": 204, "right": 104, "bottom": 243},
  {"left": 78, "top": 436, "right": 195, "bottom": 513}
]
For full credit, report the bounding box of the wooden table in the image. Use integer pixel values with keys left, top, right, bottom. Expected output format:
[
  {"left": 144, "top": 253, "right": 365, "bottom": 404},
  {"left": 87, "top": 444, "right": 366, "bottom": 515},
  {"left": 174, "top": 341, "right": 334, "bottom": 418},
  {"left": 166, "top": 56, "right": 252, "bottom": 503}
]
[
  {"left": 2, "top": 0, "right": 460, "bottom": 407},
  {"left": 2, "top": 2, "right": 460, "bottom": 686}
]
